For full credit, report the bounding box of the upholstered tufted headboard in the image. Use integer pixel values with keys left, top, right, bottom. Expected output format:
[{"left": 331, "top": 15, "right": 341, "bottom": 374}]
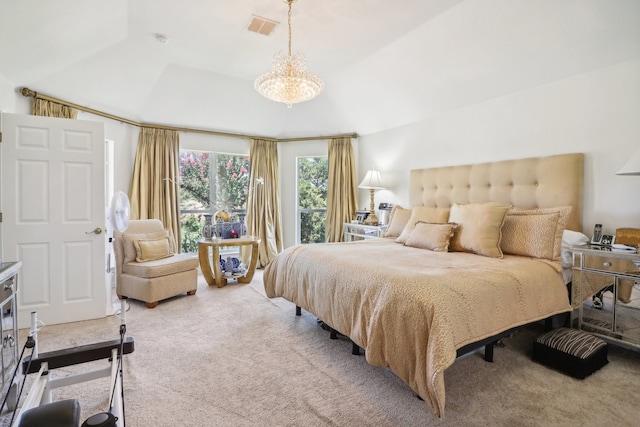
[{"left": 409, "top": 153, "right": 584, "bottom": 232}]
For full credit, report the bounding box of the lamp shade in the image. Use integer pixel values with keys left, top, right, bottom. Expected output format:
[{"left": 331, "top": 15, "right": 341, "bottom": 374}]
[
  {"left": 359, "top": 170, "right": 385, "bottom": 189},
  {"left": 617, "top": 144, "right": 640, "bottom": 176}
]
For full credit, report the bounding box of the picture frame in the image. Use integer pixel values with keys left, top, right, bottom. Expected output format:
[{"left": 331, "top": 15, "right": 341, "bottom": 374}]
[{"left": 355, "top": 210, "right": 369, "bottom": 224}]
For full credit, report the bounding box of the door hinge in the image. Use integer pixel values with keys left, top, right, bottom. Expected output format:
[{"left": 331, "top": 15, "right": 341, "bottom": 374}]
[
  {"left": 0, "top": 131, "right": 3, "bottom": 142},
  {"left": 0, "top": 212, "right": 3, "bottom": 223}
]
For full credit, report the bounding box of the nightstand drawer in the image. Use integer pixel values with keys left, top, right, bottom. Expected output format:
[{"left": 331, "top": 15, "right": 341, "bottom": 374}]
[{"left": 583, "top": 255, "right": 638, "bottom": 274}]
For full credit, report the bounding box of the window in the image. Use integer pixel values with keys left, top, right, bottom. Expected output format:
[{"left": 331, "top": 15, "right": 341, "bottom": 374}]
[
  {"left": 297, "top": 156, "right": 328, "bottom": 244},
  {"left": 179, "top": 151, "right": 250, "bottom": 252}
]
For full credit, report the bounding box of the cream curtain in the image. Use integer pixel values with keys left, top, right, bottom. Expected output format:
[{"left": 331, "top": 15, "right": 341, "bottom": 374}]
[
  {"left": 129, "top": 128, "right": 182, "bottom": 250},
  {"left": 326, "top": 137, "right": 357, "bottom": 242},
  {"left": 32, "top": 98, "right": 78, "bottom": 119},
  {"left": 246, "top": 139, "right": 283, "bottom": 268}
]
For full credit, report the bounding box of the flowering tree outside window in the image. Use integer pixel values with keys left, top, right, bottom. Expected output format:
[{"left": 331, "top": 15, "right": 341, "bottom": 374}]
[
  {"left": 216, "top": 155, "right": 250, "bottom": 212},
  {"left": 179, "top": 151, "right": 250, "bottom": 253},
  {"left": 180, "top": 152, "right": 211, "bottom": 209}
]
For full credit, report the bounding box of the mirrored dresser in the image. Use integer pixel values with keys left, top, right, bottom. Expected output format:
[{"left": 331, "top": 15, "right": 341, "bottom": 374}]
[{"left": 571, "top": 246, "right": 640, "bottom": 351}]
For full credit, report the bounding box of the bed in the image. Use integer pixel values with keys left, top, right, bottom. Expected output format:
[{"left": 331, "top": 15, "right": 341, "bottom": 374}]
[{"left": 263, "top": 153, "right": 584, "bottom": 418}]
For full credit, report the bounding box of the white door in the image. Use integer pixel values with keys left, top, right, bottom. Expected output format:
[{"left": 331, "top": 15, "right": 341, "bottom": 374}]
[{"left": 1, "top": 113, "right": 107, "bottom": 326}]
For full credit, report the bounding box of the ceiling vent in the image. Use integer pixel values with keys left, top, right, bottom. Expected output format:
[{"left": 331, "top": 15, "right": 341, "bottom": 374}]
[{"left": 247, "top": 15, "right": 278, "bottom": 36}]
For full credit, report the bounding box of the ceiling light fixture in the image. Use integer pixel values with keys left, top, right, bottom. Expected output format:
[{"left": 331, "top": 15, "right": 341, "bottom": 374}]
[{"left": 254, "top": 0, "right": 324, "bottom": 108}]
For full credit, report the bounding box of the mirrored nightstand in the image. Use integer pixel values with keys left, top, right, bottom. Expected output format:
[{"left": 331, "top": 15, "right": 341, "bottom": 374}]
[
  {"left": 343, "top": 223, "right": 387, "bottom": 242},
  {"left": 571, "top": 245, "right": 640, "bottom": 351}
]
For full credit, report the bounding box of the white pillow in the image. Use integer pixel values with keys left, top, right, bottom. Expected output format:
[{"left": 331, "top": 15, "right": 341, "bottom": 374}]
[
  {"left": 562, "top": 229, "right": 590, "bottom": 247},
  {"left": 560, "top": 230, "right": 590, "bottom": 268}
]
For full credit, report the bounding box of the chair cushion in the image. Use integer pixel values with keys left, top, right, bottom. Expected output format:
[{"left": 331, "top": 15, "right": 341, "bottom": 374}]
[
  {"left": 122, "top": 230, "right": 172, "bottom": 264},
  {"left": 532, "top": 327, "right": 608, "bottom": 379},
  {"left": 133, "top": 235, "right": 174, "bottom": 262},
  {"left": 123, "top": 253, "right": 198, "bottom": 279}
]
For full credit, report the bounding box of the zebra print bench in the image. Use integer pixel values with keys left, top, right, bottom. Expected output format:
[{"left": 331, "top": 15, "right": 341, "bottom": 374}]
[{"left": 532, "top": 327, "right": 608, "bottom": 379}]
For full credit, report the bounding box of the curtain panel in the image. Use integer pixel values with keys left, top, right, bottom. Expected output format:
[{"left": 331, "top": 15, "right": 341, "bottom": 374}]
[
  {"left": 326, "top": 137, "right": 357, "bottom": 242},
  {"left": 129, "top": 127, "right": 182, "bottom": 250},
  {"left": 32, "top": 98, "right": 78, "bottom": 119},
  {"left": 246, "top": 139, "right": 283, "bottom": 268}
]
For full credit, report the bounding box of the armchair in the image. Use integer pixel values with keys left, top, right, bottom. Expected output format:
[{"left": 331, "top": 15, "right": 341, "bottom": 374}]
[{"left": 113, "top": 219, "right": 198, "bottom": 308}]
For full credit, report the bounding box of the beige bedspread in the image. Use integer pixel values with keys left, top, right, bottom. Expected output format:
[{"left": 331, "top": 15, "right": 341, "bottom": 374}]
[{"left": 263, "top": 238, "right": 572, "bottom": 418}]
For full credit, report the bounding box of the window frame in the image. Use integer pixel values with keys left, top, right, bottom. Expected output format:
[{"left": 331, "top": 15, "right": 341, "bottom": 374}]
[
  {"left": 179, "top": 150, "right": 249, "bottom": 253},
  {"left": 296, "top": 155, "right": 328, "bottom": 245}
]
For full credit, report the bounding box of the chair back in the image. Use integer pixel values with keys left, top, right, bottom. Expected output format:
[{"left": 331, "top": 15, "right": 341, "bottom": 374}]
[{"left": 113, "top": 219, "right": 165, "bottom": 280}]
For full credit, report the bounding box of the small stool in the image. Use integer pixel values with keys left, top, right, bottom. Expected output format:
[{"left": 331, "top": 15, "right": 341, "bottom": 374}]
[{"left": 532, "top": 327, "right": 608, "bottom": 379}]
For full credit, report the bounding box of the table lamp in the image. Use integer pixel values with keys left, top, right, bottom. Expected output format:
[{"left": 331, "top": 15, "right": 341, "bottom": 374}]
[
  {"left": 358, "top": 169, "right": 385, "bottom": 226},
  {"left": 617, "top": 144, "right": 640, "bottom": 176},
  {"left": 616, "top": 144, "right": 640, "bottom": 253}
]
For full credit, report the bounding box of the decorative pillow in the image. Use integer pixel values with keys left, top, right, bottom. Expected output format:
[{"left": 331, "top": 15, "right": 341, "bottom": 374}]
[
  {"left": 396, "top": 206, "right": 451, "bottom": 244},
  {"left": 382, "top": 206, "right": 412, "bottom": 238},
  {"left": 448, "top": 202, "right": 511, "bottom": 258},
  {"left": 123, "top": 230, "right": 173, "bottom": 264},
  {"left": 133, "top": 236, "right": 174, "bottom": 262},
  {"left": 501, "top": 206, "right": 572, "bottom": 262},
  {"left": 404, "top": 222, "right": 458, "bottom": 252}
]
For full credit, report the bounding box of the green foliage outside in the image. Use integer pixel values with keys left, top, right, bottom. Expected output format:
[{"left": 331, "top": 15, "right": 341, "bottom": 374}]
[
  {"left": 179, "top": 151, "right": 250, "bottom": 253},
  {"left": 298, "top": 157, "right": 328, "bottom": 244},
  {"left": 178, "top": 153, "right": 327, "bottom": 250}
]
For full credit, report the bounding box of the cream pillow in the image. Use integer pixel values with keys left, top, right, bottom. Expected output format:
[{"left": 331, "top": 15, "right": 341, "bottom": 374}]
[
  {"left": 133, "top": 236, "right": 174, "bottom": 262},
  {"left": 396, "top": 206, "right": 451, "bottom": 244},
  {"left": 383, "top": 206, "right": 412, "bottom": 238},
  {"left": 123, "top": 230, "right": 173, "bottom": 264},
  {"left": 404, "top": 222, "right": 458, "bottom": 252},
  {"left": 448, "top": 202, "right": 511, "bottom": 258},
  {"left": 501, "top": 206, "right": 572, "bottom": 262}
]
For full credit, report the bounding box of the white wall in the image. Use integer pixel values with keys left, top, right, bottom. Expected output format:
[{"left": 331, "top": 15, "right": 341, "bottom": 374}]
[
  {"left": 357, "top": 59, "right": 640, "bottom": 237},
  {"left": 0, "top": 75, "right": 17, "bottom": 114}
]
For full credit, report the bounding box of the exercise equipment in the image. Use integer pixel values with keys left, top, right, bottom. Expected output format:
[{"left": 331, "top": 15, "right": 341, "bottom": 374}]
[{"left": 1, "top": 301, "right": 133, "bottom": 427}]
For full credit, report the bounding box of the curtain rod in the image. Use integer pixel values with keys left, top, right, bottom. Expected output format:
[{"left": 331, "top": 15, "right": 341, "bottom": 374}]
[{"left": 19, "top": 88, "right": 359, "bottom": 142}]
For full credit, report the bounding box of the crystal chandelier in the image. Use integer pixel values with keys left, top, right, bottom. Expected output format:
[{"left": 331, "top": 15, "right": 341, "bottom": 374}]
[{"left": 254, "top": 0, "right": 324, "bottom": 108}]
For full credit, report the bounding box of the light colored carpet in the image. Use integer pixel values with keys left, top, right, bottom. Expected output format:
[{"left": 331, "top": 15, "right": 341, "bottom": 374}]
[{"left": 2, "top": 270, "right": 639, "bottom": 427}]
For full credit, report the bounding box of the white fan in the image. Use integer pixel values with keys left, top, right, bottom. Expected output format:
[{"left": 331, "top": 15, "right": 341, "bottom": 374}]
[
  {"left": 110, "top": 191, "right": 131, "bottom": 233},
  {"left": 107, "top": 191, "right": 131, "bottom": 316}
]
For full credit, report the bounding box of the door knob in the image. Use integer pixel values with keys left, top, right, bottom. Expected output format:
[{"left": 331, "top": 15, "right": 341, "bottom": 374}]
[{"left": 86, "top": 227, "right": 103, "bottom": 235}]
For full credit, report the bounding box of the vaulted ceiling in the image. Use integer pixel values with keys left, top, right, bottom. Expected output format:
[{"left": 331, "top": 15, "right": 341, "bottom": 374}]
[{"left": 1, "top": 0, "right": 638, "bottom": 139}]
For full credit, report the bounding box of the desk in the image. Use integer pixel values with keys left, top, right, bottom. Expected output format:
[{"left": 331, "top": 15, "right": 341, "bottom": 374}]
[{"left": 198, "top": 237, "right": 260, "bottom": 288}]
